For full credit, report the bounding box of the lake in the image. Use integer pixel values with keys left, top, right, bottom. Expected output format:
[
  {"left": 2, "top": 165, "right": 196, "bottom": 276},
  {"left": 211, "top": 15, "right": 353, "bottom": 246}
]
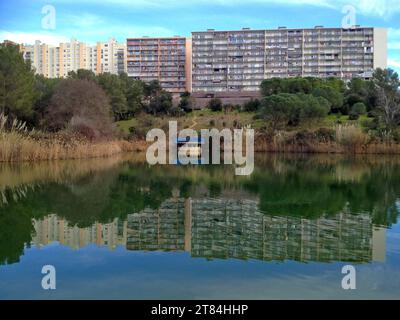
[{"left": 0, "top": 154, "right": 399, "bottom": 299}]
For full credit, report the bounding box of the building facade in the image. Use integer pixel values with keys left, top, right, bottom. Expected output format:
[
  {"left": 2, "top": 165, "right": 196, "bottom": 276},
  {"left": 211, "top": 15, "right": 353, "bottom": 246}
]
[
  {"left": 21, "top": 38, "right": 127, "bottom": 78},
  {"left": 191, "top": 27, "right": 388, "bottom": 93},
  {"left": 127, "top": 37, "right": 192, "bottom": 95}
]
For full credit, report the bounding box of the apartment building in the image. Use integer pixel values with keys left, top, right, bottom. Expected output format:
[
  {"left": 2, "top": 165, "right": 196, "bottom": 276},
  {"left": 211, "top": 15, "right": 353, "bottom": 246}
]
[
  {"left": 95, "top": 37, "right": 127, "bottom": 75},
  {"left": 127, "top": 37, "right": 192, "bottom": 95},
  {"left": 21, "top": 38, "right": 127, "bottom": 78},
  {"left": 33, "top": 214, "right": 128, "bottom": 250},
  {"left": 192, "top": 26, "right": 387, "bottom": 93}
]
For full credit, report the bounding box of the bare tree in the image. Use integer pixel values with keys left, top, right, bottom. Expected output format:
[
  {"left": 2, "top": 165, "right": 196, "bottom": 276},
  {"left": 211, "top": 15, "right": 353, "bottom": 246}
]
[
  {"left": 375, "top": 86, "right": 400, "bottom": 132},
  {"left": 45, "top": 79, "right": 114, "bottom": 140}
]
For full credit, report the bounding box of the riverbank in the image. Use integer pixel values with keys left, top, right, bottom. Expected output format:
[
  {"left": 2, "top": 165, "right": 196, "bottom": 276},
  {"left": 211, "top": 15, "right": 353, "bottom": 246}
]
[{"left": 118, "top": 110, "right": 400, "bottom": 155}]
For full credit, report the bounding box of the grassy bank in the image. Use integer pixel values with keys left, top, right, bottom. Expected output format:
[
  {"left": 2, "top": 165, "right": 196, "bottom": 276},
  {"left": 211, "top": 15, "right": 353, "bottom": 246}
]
[
  {"left": 0, "top": 114, "right": 143, "bottom": 162},
  {"left": 117, "top": 111, "right": 400, "bottom": 154}
]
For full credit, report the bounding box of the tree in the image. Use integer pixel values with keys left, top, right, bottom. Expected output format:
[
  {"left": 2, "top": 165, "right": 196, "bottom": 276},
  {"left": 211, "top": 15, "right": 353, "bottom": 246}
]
[
  {"left": 207, "top": 98, "right": 222, "bottom": 112},
  {"left": 144, "top": 80, "right": 163, "bottom": 97},
  {"left": 259, "top": 93, "right": 300, "bottom": 128},
  {"left": 374, "top": 87, "right": 400, "bottom": 131},
  {"left": 373, "top": 68, "right": 400, "bottom": 93},
  {"left": 312, "top": 85, "right": 343, "bottom": 113},
  {"left": 68, "top": 69, "right": 96, "bottom": 82},
  {"left": 298, "top": 94, "right": 330, "bottom": 120},
  {"left": 344, "top": 78, "right": 376, "bottom": 113},
  {"left": 97, "top": 73, "right": 128, "bottom": 121},
  {"left": 259, "top": 93, "right": 330, "bottom": 129},
  {"left": 0, "top": 44, "right": 37, "bottom": 121},
  {"left": 33, "top": 75, "right": 61, "bottom": 126},
  {"left": 119, "top": 73, "right": 144, "bottom": 116},
  {"left": 148, "top": 91, "right": 173, "bottom": 115},
  {"left": 351, "top": 102, "right": 367, "bottom": 116},
  {"left": 372, "top": 68, "right": 400, "bottom": 131},
  {"left": 260, "top": 78, "right": 285, "bottom": 96},
  {"left": 286, "top": 78, "right": 312, "bottom": 94},
  {"left": 142, "top": 80, "right": 173, "bottom": 115},
  {"left": 243, "top": 99, "right": 261, "bottom": 112},
  {"left": 45, "top": 79, "right": 113, "bottom": 140},
  {"left": 179, "top": 91, "right": 195, "bottom": 112}
]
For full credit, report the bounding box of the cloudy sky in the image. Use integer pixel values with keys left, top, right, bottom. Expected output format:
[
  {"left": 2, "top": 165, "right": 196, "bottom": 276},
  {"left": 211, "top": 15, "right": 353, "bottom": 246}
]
[{"left": 0, "top": 0, "right": 399, "bottom": 72}]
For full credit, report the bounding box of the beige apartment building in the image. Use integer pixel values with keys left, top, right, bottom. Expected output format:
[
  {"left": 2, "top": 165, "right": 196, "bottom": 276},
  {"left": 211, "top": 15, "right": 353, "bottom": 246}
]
[
  {"left": 127, "top": 37, "right": 192, "bottom": 95},
  {"left": 21, "top": 38, "right": 127, "bottom": 78},
  {"left": 33, "top": 214, "right": 128, "bottom": 250},
  {"left": 191, "top": 26, "right": 388, "bottom": 93}
]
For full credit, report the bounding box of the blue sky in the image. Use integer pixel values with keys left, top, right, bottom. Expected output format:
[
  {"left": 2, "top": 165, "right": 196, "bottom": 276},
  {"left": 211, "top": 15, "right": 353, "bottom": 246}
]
[{"left": 1, "top": 0, "right": 400, "bottom": 72}]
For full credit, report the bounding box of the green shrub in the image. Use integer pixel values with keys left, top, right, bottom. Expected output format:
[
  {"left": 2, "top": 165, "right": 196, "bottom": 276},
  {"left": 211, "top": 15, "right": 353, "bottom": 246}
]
[
  {"left": 207, "top": 98, "right": 223, "bottom": 112},
  {"left": 243, "top": 99, "right": 261, "bottom": 112}
]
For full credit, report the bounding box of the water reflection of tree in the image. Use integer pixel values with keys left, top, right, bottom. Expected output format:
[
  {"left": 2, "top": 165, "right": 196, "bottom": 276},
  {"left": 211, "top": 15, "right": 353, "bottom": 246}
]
[
  {"left": 0, "top": 155, "right": 399, "bottom": 265},
  {"left": 244, "top": 157, "right": 400, "bottom": 226}
]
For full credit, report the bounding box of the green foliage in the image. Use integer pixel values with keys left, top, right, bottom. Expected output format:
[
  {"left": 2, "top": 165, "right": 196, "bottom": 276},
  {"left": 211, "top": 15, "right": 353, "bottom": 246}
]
[
  {"left": 312, "top": 85, "right": 342, "bottom": 113},
  {"left": 0, "top": 44, "right": 37, "bottom": 121},
  {"left": 33, "top": 75, "right": 61, "bottom": 126},
  {"left": 207, "top": 98, "right": 223, "bottom": 112},
  {"left": 259, "top": 93, "right": 330, "bottom": 128},
  {"left": 243, "top": 98, "right": 261, "bottom": 112},
  {"left": 148, "top": 91, "right": 173, "bottom": 115},
  {"left": 372, "top": 68, "right": 400, "bottom": 131},
  {"left": 97, "top": 73, "right": 128, "bottom": 121},
  {"left": 350, "top": 102, "right": 367, "bottom": 118},
  {"left": 373, "top": 68, "right": 400, "bottom": 93},
  {"left": 260, "top": 77, "right": 344, "bottom": 115},
  {"left": 68, "top": 69, "right": 96, "bottom": 82},
  {"left": 179, "top": 91, "right": 194, "bottom": 112}
]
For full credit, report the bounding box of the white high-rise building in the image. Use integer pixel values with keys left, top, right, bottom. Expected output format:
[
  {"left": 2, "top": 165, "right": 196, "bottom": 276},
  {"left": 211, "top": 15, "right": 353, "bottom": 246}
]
[
  {"left": 21, "top": 38, "right": 127, "bottom": 78},
  {"left": 192, "top": 26, "right": 388, "bottom": 93}
]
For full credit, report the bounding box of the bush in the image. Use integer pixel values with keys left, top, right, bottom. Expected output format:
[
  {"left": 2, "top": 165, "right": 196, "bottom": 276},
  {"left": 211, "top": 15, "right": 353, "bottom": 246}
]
[
  {"left": 259, "top": 93, "right": 330, "bottom": 129},
  {"left": 45, "top": 79, "right": 114, "bottom": 140},
  {"left": 348, "top": 112, "right": 359, "bottom": 120},
  {"left": 315, "top": 127, "right": 335, "bottom": 142},
  {"left": 294, "top": 130, "right": 315, "bottom": 146},
  {"left": 207, "top": 98, "right": 223, "bottom": 112},
  {"left": 351, "top": 102, "right": 367, "bottom": 115},
  {"left": 335, "top": 124, "right": 369, "bottom": 152},
  {"left": 243, "top": 99, "right": 261, "bottom": 112}
]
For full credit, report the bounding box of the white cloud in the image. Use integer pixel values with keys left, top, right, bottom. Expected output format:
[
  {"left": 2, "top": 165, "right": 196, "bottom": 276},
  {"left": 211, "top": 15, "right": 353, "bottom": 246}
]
[
  {"left": 388, "top": 58, "right": 400, "bottom": 68},
  {"left": 0, "top": 31, "right": 69, "bottom": 46},
  {"left": 63, "top": 14, "right": 105, "bottom": 28},
  {"left": 51, "top": 0, "right": 400, "bottom": 18},
  {"left": 388, "top": 42, "right": 400, "bottom": 50}
]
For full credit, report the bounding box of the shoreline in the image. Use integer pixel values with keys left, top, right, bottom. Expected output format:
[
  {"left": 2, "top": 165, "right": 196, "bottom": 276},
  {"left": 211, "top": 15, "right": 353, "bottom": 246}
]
[{"left": 2, "top": 135, "right": 400, "bottom": 163}]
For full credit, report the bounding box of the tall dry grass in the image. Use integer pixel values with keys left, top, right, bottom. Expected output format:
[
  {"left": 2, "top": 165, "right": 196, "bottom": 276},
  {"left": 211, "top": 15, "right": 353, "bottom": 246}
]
[
  {"left": 0, "top": 113, "right": 136, "bottom": 162},
  {"left": 253, "top": 124, "right": 400, "bottom": 154},
  {"left": 335, "top": 124, "right": 370, "bottom": 153}
]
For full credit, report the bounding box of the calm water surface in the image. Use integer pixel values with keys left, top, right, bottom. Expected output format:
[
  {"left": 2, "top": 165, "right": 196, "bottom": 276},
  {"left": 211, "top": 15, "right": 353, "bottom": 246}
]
[{"left": 0, "top": 154, "right": 399, "bottom": 299}]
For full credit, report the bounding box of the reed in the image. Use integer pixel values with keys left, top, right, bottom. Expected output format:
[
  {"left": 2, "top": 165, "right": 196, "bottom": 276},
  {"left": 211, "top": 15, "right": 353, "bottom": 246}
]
[
  {"left": 0, "top": 113, "right": 136, "bottom": 162},
  {"left": 253, "top": 125, "right": 400, "bottom": 154}
]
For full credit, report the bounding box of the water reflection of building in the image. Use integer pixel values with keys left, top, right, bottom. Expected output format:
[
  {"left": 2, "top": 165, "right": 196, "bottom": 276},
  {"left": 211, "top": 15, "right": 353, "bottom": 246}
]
[
  {"left": 32, "top": 198, "right": 386, "bottom": 263},
  {"left": 33, "top": 214, "right": 127, "bottom": 250}
]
